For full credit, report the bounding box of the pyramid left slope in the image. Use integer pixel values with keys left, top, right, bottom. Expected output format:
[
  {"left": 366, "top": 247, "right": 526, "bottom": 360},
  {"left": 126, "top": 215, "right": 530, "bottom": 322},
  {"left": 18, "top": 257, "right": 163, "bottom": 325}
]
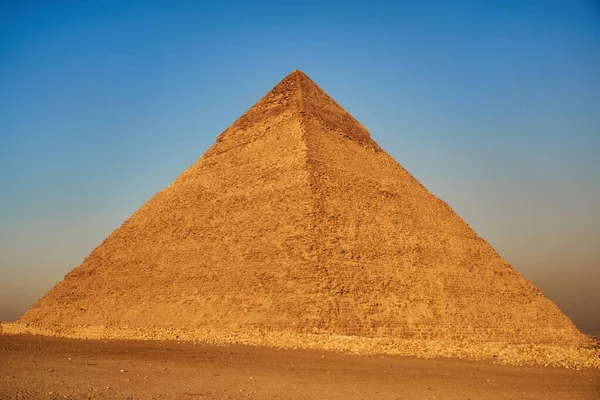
[{"left": 21, "top": 72, "right": 318, "bottom": 329}]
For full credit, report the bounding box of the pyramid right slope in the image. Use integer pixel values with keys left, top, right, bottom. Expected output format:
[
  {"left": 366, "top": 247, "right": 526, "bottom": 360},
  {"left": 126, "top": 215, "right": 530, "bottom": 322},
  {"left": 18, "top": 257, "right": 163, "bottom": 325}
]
[{"left": 293, "top": 72, "right": 586, "bottom": 344}]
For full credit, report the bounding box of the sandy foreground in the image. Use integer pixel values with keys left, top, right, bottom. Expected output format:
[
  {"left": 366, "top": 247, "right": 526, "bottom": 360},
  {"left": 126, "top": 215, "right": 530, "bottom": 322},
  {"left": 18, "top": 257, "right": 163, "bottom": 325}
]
[{"left": 1, "top": 334, "right": 599, "bottom": 400}]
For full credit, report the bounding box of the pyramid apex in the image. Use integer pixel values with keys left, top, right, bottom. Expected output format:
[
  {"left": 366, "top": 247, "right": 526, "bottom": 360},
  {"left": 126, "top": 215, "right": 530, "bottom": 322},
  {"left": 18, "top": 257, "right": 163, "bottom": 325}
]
[
  {"left": 282, "top": 69, "right": 309, "bottom": 80},
  {"left": 219, "top": 69, "right": 377, "bottom": 147}
]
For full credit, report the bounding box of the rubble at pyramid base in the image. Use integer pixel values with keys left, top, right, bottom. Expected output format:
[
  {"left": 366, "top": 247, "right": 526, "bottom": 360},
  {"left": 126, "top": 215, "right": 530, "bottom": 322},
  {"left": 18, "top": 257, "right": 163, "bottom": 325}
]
[{"left": 2, "top": 322, "right": 598, "bottom": 369}]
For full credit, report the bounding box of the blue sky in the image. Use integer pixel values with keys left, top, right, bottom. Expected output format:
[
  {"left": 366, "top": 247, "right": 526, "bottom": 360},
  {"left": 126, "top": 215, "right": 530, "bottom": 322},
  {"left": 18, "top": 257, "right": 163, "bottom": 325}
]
[{"left": 1, "top": 0, "right": 599, "bottom": 332}]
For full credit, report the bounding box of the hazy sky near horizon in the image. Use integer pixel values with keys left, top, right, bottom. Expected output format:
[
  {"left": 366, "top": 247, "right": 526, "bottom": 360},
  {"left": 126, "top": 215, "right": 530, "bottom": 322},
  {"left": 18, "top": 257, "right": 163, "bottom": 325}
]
[{"left": 1, "top": 1, "right": 599, "bottom": 333}]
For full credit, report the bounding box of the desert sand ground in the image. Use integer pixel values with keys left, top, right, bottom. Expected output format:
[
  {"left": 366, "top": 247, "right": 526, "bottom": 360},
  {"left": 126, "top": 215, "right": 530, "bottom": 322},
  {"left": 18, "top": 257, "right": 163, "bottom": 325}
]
[{"left": 1, "top": 334, "right": 598, "bottom": 400}]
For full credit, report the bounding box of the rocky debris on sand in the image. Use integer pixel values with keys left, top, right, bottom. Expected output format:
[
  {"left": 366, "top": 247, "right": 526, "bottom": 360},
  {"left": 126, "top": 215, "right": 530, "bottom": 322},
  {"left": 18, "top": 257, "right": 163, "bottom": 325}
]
[{"left": 2, "top": 321, "right": 598, "bottom": 370}]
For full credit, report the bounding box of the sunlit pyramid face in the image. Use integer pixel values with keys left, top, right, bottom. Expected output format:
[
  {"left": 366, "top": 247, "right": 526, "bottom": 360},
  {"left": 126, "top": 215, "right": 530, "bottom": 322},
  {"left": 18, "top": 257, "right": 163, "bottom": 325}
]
[{"left": 19, "top": 71, "right": 589, "bottom": 347}]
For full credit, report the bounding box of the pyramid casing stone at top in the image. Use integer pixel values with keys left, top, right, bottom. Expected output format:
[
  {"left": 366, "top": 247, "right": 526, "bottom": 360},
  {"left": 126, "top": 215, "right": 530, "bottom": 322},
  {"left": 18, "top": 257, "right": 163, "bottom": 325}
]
[{"left": 20, "top": 70, "right": 589, "bottom": 345}]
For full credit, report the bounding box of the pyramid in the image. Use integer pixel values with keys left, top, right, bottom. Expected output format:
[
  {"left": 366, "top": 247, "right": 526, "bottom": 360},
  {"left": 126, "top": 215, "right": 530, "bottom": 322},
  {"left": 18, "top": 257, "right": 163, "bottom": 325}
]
[{"left": 20, "top": 70, "right": 588, "bottom": 345}]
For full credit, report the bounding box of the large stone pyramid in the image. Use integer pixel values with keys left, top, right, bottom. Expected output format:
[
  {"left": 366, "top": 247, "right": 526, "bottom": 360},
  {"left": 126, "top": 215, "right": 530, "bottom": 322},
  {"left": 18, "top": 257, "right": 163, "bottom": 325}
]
[{"left": 21, "top": 70, "right": 588, "bottom": 345}]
